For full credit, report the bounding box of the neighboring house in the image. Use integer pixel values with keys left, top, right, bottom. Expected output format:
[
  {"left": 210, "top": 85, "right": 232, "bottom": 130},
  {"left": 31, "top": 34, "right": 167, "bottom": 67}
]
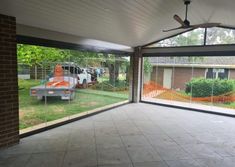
[{"left": 147, "top": 57, "right": 235, "bottom": 90}]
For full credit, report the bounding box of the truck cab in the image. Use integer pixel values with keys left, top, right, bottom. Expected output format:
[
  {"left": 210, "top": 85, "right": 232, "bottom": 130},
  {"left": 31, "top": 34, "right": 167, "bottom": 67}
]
[{"left": 61, "top": 63, "right": 94, "bottom": 88}]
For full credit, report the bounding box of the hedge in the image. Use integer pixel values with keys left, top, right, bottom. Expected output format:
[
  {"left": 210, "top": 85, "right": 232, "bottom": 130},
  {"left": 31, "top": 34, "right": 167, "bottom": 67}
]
[{"left": 185, "top": 78, "right": 234, "bottom": 97}]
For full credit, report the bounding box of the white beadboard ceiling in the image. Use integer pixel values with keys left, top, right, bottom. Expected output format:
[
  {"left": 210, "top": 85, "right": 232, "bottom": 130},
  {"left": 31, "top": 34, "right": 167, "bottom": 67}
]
[{"left": 0, "top": 0, "right": 234, "bottom": 47}]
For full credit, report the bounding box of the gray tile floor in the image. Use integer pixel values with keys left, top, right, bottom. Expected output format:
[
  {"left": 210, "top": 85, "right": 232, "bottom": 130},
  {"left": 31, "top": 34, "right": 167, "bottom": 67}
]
[{"left": 1, "top": 103, "right": 235, "bottom": 167}]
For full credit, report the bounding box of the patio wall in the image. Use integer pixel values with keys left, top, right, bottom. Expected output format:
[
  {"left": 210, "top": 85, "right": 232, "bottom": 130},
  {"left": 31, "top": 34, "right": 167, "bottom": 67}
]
[{"left": 0, "top": 14, "right": 19, "bottom": 148}]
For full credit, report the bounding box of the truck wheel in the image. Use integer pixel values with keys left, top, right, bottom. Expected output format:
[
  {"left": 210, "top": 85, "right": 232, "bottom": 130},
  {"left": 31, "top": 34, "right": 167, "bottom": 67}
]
[{"left": 82, "top": 80, "right": 87, "bottom": 89}]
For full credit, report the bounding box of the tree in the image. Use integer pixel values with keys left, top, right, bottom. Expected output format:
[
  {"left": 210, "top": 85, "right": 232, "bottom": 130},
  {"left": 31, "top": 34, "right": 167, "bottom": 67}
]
[
  {"left": 207, "top": 27, "right": 235, "bottom": 44},
  {"left": 69, "top": 51, "right": 104, "bottom": 67},
  {"left": 155, "top": 28, "right": 204, "bottom": 47},
  {"left": 17, "top": 44, "right": 71, "bottom": 66},
  {"left": 144, "top": 58, "right": 152, "bottom": 73},
  {"left": 17, "top": 44, "right": 72, "bottom": 79},
  {"left": 103, "top": 54, "right": 119, "bottom": 84},
  {"left": 17, "top": 44, "right": 131, "bottom": 85}
]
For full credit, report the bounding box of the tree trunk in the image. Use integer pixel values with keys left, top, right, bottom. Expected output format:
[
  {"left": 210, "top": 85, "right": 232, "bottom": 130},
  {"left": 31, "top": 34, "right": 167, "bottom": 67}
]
[
  {"left": 108, "top": 63, "right": 115, "bottom": 84},
  {"left": 35, "top": 65, "right": 37, "bottom": 80},
  {"left": 107, "top": 59, "right": 120, "bottom": 85}
]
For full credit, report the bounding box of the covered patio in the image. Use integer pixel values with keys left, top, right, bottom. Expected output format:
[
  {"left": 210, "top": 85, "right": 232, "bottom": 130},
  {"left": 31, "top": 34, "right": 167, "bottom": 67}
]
[
  {"left": 2, "top": 103, "right": 235, "bottom": 167},
  {"left": 1, "top": 0, "right": 235, "bottom": 166}
]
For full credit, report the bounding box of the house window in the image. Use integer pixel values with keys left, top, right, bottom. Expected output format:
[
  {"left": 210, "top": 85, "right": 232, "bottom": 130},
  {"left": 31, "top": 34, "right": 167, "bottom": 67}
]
[{"left": 206, "top": 68, "right": 229, "bottom": 79}]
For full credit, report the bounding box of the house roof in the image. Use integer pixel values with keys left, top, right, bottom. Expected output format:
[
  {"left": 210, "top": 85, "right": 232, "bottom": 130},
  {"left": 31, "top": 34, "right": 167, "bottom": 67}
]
[
  {"left": 1, "top": 0, "right": 235, "bottom": 48},
  {"left": 148, "top": 56, "right": 235, "bottom": 68}
]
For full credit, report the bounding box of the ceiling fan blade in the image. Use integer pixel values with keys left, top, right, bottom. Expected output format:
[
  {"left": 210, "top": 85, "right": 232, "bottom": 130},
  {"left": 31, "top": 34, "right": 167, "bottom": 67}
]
[
  {"left": 173, "top": 14, "right": 186, "bottom": 26},
  {"left": 163, "top": 26, "right": 184, "bottom": 32},
  {"left": 192, "top": 23, "right": 221, "bottom": 28}
]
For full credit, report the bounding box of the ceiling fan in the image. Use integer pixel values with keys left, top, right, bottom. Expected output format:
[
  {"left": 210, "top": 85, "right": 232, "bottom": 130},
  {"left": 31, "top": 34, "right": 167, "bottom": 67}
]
[{"left": 163, "top": 0, "right": 221, "bottom": 32}]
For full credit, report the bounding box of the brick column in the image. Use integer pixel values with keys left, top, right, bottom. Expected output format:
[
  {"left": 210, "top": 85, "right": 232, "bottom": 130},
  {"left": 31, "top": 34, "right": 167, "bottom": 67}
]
[{"left": 0, "top": 14, "right": 19, "bottom": 148}]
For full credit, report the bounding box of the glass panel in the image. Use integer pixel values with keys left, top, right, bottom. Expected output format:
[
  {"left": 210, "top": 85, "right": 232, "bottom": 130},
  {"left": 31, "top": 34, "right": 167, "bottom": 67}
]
[
  {"left": 206, "top": 27, "right": 235, "bottom": 45},
  {"left": 171, "top": 57, "right": 192, "bottom": 105},
  {"left": 18, "top": 44, "right": 130, "bottom": 131},
  {"left": 142, "top": 57, "right": 173, "bottom": 103},
  {"left": 142, "top": 56, "right": 235, "bottom": 113},
  {"left": 147, "top": 28, "right": 205, "bottom": 47},
  {"left": 18, "top": 44, "right": 48, "bottom": 130},
  {"left": 44, "top": 60, "right": 71, "bottom": 125}
]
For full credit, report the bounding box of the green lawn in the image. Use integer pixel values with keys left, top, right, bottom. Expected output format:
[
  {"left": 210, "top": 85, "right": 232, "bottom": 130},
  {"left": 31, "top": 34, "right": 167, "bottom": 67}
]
[{"left": 19, "top": 79, "right": 128, "bottom": 129}]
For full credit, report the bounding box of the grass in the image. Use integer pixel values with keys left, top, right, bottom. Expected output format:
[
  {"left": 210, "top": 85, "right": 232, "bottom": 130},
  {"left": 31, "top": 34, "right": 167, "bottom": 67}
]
[
  {"left": 19, "top": 79, "right": 128, "bottom": 129},
  {"left": 213, "top": 102, "right": 235, "bottom": 109}
]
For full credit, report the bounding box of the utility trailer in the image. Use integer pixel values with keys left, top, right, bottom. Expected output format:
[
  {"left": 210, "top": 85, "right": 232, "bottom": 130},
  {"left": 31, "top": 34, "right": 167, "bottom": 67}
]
[
  {"left": 30, "top": 82, "right": 76, "bottom": 100},
  {"left": 30, "top": 65, "right": 78, "bottom": 100}
]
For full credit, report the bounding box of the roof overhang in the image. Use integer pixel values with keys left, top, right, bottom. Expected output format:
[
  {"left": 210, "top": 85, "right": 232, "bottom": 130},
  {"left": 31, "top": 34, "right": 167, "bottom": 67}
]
[{"left": 17, "top": 24, "right": 133, "bottom": 55}]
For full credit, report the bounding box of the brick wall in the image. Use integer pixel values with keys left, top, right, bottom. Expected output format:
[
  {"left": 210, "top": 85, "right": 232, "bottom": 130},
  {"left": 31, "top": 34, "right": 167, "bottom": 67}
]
[
  {"left": 0, "top": 14, "right": 19, "bottom": 148},
  {"left": 150, "top": 66, "right": 164, "bottom": 85},
  {"left": 173, "top": 67, "right": 205, "bottom": 90},
  {"left": 229, "top": 69, "right": 235, "bottom": 79},
  {"left": 150, "top": 66, "right": 205, "bottom": 90}
]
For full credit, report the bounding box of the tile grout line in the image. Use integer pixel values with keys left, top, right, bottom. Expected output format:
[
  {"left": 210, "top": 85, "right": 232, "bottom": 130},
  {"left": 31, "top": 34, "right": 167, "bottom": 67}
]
[
  {"left": 163, "top": 125, "right": 224, "bottom": 165},
  {"left": 139, "top": 105, "right": 220, "bottom": 167},
  {"left": 119, "top": 105, "right": 171, "bottom": 166},
  {"left": 92, "top": 117, "right": 99, "bottom": 167},
  {"left": 61, "top": 128, "right": 73, "bottom": 167},
  {"left": 16, "top": 152, "right": 33, "bottom": 167},
  {"left": 110, "top": 109, "right": 135, "bottom": 167},
  {"left": 131, "top": 111, "right": 171, "bottom": 167}
]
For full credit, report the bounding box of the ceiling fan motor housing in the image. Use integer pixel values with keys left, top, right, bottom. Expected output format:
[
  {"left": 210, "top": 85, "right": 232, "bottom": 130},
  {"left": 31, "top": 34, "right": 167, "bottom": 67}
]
[
  {"left": 184, "top": 19, "right": 190, "bottom": 26},
  {"left": 184, "top": 0, "right": 191, "bottom": 5}
]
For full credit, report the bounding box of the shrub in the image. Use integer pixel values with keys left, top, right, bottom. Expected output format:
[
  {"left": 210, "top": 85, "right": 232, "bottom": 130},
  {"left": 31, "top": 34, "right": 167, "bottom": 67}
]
[{"left": 185, "top": 78, "right": 234, "bottom": 97}]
